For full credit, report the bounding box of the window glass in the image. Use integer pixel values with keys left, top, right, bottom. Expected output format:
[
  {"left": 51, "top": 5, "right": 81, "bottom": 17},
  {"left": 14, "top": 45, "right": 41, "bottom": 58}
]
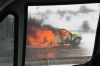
[
  {"left": 0, "top": 14, "right": 14, "bottom": 66},
  {"left": 25, "top": 3, "right": 100, "bottom": 66}
]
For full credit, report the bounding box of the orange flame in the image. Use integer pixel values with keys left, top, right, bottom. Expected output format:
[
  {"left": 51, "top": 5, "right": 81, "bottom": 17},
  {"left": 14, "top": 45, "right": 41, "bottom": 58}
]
[
  {"left": 27, "top": 24, "right": 58, "bottom": 48},
  {"left": 27, "top": 23, "right": 71, "bottom": 48}
]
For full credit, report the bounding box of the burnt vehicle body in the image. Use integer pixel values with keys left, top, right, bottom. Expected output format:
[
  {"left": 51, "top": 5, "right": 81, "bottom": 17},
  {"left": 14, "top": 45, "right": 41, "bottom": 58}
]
[{"left": 27, "top": 21, "right": 82, "bottom": 48}]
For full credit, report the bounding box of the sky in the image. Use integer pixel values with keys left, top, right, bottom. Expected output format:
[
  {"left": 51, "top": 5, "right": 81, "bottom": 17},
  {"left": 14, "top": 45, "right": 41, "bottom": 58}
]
[
  {"left": 27, "top": 3, "right": 100, "bottom": 31},
  {"left": 28, "top": 3, "right": 100, "bottom": 14},
  {"left": 28, "top": 3, "right": 100, "bottom": 30}
]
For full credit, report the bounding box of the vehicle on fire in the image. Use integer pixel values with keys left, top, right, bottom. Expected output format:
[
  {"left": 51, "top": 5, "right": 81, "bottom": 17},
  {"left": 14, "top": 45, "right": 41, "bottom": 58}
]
[
  {"left": 54, "top": 29, "right": 82, "bottom": 47},
  {"left": 27, "top": 23, "right": 82, "bottom": 48}
]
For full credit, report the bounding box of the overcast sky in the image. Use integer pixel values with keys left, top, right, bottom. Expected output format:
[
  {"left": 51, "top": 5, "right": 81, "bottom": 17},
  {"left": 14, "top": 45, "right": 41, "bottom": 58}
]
[
  {"left": 27, "top": 3, "right": 100, "bottom": 31},
  {"left": 28, "top": 3, "right": 100, "bottom": 14}
]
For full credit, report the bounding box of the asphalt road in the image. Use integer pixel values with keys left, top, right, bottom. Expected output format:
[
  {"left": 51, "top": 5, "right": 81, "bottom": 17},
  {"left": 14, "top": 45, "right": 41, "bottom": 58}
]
[{"left": 25, "top": 45, "right": 91, "bottom": 66}]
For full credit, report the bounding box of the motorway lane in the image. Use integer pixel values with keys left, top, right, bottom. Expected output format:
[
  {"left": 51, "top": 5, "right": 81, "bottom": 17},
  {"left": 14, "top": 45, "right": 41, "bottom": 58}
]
[
  {"left": 25, "top": 45, "right": 91, "bottom": 66},
  {"left": 25, "top": 45, "right": 91, "bottom": 59}
]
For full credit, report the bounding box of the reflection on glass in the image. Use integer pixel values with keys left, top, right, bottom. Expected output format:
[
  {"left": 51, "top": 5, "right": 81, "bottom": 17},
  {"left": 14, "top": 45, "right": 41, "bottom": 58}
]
[
  {"left": 25, "top": 3, "right": 100, "bottom": 66},
  {"left": 0, "top": 14, "right": 14, "bottom": 66}
]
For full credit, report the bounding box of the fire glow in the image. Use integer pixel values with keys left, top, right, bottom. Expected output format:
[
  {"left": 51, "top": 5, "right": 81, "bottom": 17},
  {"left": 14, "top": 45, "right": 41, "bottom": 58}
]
[
  {"left": 27, "top": 19, "right": 71, "bottom": 48},
  {"left": 27, "top": 26, "right": 57, "bottom": 47}
]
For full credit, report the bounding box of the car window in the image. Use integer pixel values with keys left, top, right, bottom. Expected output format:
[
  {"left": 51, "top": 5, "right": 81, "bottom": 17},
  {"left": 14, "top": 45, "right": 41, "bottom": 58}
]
[
  {"left": 25, "top": 3, "right": 100, "bottom": 66},
  {"left": 0, "top": 14, "right": 14, "bottom": 66}
]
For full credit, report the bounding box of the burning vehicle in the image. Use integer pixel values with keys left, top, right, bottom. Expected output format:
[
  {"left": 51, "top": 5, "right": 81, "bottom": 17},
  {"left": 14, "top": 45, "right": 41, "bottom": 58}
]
[
  {"left": 27, "top": 18, "right": 82, "bottom": 48},
  {"left": 55, "top": 29, "right": 82, "bottom": 46}
]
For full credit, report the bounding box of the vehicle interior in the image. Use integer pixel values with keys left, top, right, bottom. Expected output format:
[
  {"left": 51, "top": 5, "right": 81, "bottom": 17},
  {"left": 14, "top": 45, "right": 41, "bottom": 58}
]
[{"left": 0, "top": 0, "right": 100, "bottom": 66}]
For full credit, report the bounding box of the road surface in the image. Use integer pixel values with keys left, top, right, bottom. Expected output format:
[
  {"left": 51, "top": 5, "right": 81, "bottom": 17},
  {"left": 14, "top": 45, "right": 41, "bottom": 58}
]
[{"left": 25, "top": 45, "right": 92, "bottom": 66}]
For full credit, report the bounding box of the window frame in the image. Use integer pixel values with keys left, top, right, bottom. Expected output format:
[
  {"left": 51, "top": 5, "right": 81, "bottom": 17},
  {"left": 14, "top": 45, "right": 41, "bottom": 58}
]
[{"left": 23, "top": 2, "right": 100, "bottom": 66}]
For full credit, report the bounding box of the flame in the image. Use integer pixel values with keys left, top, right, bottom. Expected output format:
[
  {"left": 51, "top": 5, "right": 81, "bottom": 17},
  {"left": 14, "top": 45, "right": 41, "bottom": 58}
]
[
  {"left": 27, "top": 24, "right": 58, "bottom": 48},
  {"left": 27, "top": 23, "right": 71, "bottom": 48}
]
